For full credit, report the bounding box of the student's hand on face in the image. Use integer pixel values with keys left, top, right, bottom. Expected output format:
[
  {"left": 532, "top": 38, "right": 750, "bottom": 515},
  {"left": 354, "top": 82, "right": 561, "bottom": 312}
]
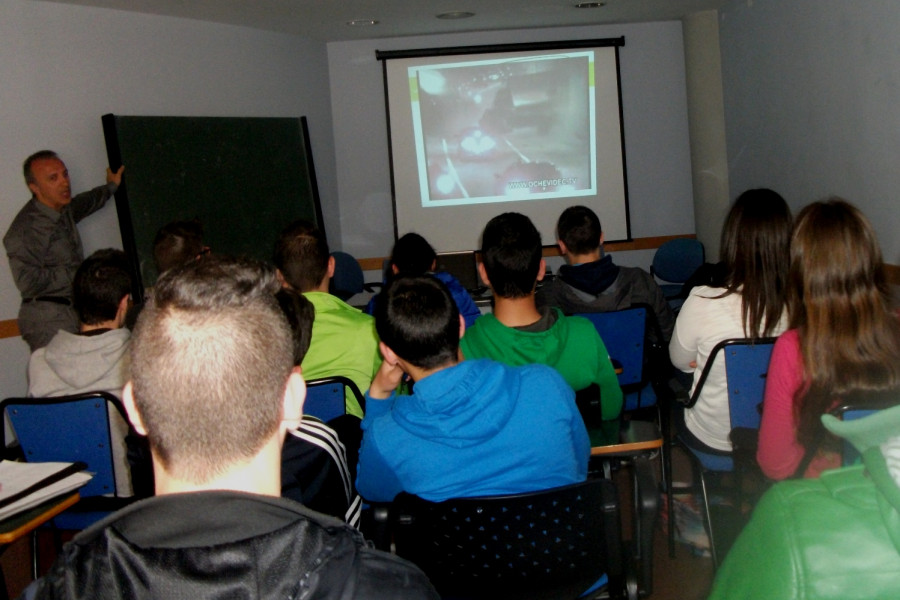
[{"left": 369, "top": 359, "right": 406, "bottom": 399}]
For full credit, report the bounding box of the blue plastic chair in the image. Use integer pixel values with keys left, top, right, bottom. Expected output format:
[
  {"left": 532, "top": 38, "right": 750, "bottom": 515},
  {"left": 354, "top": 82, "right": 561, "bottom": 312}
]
[
  {"left": 329, "top": 251, "right": 365, "bottom": 301},
  {"left": 829, "top": 392, "right": 900, "bottom": 466},
  {"left": 650, "top": 239, "right": 704, "bottom": 311},
  {"left": 672, "top": 337, "right": 776, "bottom": 568},
  {"left": 304, "top": 376, "right": 366, "bottom": 423},
  {"left": 1, "top": 392, "right": 139, "bottom": 579},
  {"left": 576, "top": 306, "right": 656, "bottom": 412}
]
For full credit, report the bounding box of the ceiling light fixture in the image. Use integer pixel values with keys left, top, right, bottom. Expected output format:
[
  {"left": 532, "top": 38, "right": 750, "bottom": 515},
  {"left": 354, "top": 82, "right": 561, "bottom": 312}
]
[
  {"left": 346, "top": 19, "right": 378, "bottom": 26},
  {"left": 436, "top": 11, "right": 475, "bottom": 20},
  {"left": 574, "top": 2, "right": 607, "bottom": 7}
]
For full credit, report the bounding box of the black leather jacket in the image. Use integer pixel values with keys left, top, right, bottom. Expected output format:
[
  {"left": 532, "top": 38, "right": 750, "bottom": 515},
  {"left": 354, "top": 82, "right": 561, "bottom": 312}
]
[{"left": 24, "top": 491, "right": 437, "bottom": 600}]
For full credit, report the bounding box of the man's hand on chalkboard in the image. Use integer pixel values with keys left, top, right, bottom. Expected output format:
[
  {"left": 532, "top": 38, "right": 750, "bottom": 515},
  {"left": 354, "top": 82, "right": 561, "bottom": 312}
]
[{"left": 107, "top": 165, "right": 125, "bottom": 187}]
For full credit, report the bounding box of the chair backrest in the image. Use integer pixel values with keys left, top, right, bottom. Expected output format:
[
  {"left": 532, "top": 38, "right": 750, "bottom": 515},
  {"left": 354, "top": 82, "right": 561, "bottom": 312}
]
[
  {"left": 829, "top": 391, "right": 900, "bottom": 466},
  {"left": 651, "top": 238, "right": 704, "bottom": 285},
  {"left": 0, "top": 393, "right": 125, "bottom": 498},
  {"left": 390, "top": 478, "right": 624, "bottom": 600},
  {"left": 304, "top": 376, "right": 366, "bottom": 423},
  {"left": 329, "top": 251, "right": 364, "bottom": 300},
  {"left": 576, "top": 306, "right": 647, "bottom": 389},
  {"left": 685, "top": 337, "right": 777, "bottom": 416},
  {"left": 723, "top": 339, "right": 777, "bottom": 431}
]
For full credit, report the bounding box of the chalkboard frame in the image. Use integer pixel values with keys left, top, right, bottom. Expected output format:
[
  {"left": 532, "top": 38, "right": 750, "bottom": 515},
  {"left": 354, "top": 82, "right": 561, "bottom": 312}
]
[{"left": 101, "top": 114, "right": 324, "bottom": 303}]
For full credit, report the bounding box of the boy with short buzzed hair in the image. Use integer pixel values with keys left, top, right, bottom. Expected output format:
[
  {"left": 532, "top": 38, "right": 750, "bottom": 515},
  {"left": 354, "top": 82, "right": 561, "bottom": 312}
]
[
  {"left": 25, "top": 255, "right": 436, "bottom": 599},
  {"left": 460, "top": 212, "right": 623, "bottom": 424}
]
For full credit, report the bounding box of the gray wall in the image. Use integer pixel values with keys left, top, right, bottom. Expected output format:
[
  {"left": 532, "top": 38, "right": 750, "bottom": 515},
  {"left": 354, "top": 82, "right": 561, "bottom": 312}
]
[
  {"left": 0, "top": 0, "right": 336, "bottom": 399},
  {"left": 719, "top": 0, "right": 900, "bottom": 264},
  {"left": 327, "top": 21, "right": 696, "bottom": 259}
]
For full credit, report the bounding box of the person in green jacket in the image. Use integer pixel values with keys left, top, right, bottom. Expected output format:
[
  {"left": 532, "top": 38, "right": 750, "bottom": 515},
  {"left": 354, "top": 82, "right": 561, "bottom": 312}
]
[
  {"left": 460, "top": 212, "right": 623, "bottom": 423},
  {"left": 274, "top": 220, "right": 379, "bottom": 418},
  {"left": 709, "top": 403, "right": 900, "bottom": 600}
]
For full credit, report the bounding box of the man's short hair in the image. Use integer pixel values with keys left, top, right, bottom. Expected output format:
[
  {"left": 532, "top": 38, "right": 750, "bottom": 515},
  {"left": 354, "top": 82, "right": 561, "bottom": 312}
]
[
  {"left": 23, "top": 150, "right": 60, "bottom": 186},
  {"left": 391, "top": 233, "right": 437, "bottom": 276},
  {"left": 274, "top": 220, "right": 329, "bottom": 292},
  {"left": 276, "top": 288, "right": 316, "bottom": 365},
  {"left": 130, "top": 255, "right": 293, "bottom": 483},
  {"left": 73, "top": 249, "right": 132, "bottom": 326},
  {"left": 480, "top": 212, "right": 542, "bottom": 299},
  {"left": 152, "top": 219, "right": 206, "bottom": 275},
  {"left": 374, "top": 276, "right": 459, "bottom": 370},
  {"left": 557, "top": 205, "right": 602, "bottom": 255}
]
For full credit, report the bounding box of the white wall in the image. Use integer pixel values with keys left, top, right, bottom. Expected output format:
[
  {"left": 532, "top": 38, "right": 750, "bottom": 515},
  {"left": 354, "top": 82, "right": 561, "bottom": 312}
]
[
  {"left": 0, "top": 0, "right": 336, "bottom": 398},
  {"left": 719, "top": 0, "right": 900, "bottom": 264},
  {"left": 327, "top": 21, "right": 696, "bottom": 259}
]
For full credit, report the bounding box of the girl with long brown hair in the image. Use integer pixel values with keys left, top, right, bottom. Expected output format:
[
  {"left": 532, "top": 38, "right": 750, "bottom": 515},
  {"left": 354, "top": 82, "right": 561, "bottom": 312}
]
[
  {"left": 757, "top": 199, "right": 900, "bottom": 479},
  {"left": 670, "top": 188, "right": 793, "bottom": 452}
]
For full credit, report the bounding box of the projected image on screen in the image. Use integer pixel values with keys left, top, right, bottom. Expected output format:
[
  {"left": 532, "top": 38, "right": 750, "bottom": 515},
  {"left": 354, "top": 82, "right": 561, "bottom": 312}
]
[
  {"left": 379, "top": 39, "right": 628, "bottom": 252},
  {"left": 410, "top": 52, "right": 595, "bottom": 207}
]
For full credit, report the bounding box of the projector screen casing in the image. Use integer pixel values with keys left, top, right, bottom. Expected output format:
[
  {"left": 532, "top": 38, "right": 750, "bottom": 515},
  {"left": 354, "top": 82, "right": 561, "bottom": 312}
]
[{"left": 379, "top": 39, "right": 629, "bottom": 252}]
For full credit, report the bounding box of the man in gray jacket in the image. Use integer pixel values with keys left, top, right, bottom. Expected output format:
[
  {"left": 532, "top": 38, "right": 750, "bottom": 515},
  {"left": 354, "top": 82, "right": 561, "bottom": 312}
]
[{"left": 4, "top": 151, "right": 123, "bottom": 351}]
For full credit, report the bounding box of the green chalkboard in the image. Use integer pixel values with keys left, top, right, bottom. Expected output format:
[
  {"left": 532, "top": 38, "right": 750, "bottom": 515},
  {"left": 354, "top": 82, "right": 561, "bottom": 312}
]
[{"left": 102, "top": 114, "right": 322, "bottom": 301}]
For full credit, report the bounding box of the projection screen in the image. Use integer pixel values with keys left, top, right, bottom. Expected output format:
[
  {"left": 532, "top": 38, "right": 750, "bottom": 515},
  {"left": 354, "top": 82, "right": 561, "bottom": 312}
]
[{"left": 377, "top": 38, "right": 629, "bottom": 252}]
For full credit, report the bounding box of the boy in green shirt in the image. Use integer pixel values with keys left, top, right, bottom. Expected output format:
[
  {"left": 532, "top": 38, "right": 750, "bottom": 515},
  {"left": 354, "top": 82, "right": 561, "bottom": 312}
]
[
  {"left": 274, "top": 220, "right": 379, "bottom": 417},
  {"left": 460, "top": 212, "right": 623, "bottom": 423}
]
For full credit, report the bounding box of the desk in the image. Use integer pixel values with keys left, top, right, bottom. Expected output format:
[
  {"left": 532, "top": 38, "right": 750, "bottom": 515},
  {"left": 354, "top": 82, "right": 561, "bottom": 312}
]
[
  {"left": 589, "top": 420, "right": 661, "bottom": 598},
  {"left": 0, "top": 492, "right": 80, "bottom": 600},
  {"left": 591, "top": 419, "right": 663, "bottom": 457}
]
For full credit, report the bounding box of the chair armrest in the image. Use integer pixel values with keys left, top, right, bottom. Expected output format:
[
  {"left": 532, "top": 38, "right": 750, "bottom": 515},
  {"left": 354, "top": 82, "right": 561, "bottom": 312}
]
[
  {"left": 666, "top": 376, "right": 692, "bottom": 407},
  {"left": 360, "top": 502, "right": 392, "bottom": 551}
]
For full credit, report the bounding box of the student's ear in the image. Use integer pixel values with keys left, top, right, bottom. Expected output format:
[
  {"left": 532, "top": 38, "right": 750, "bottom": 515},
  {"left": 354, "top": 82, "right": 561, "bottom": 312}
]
[
  {"left": 275, "top": 269, "right": 289, "bottom": 289},
  {"left": 122, "top": 382, "right": 148, "bottom": 436},
  {"left": 115, "top": 294, "right": 130, "bottom": 327},
  {"left": 599, "top": 232, "right": 605, "bottom": 246},
  {"left": 326, "top": 255, "right": 336, "bottom": 279},
  {"left": 537, "top": 258, "right": 546, "bottom": 282},
  {"left": 557, "top": 240, "right": 568, "bottom": 256},
  {"left": 458, "top": 314, "right": 466, "bottom": 340},
  {"left": 390, "top": 264, "right": 400, "bottom": 275},
  {"left": 477, "top": 261, "right": 492, "bottom": 289},
  {"left": 379, "top": 341, "right": 400, "bottom": 366},
  {"left": 282, "top": 366, "right": 306, "bottom": 431}
]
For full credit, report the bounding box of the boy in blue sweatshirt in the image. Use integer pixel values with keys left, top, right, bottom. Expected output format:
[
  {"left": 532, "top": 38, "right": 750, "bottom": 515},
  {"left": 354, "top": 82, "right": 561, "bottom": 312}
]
[{"left": 356, "top": 275, "right": 589, "bottom": 503}]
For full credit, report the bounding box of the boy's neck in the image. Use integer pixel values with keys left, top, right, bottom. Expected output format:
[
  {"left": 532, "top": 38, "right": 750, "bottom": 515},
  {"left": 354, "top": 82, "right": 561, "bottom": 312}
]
[
  {"left": 492, "top": 294, "right": 542, "bottom": 328},
  {"left": 565, "top": 248, "right": 603, "bottom": 265}
]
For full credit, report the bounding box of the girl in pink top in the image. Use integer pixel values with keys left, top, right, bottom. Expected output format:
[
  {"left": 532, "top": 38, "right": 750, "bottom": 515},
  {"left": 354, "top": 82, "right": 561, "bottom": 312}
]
[{"left": 758, "top": 199, "right": 900, "bottom": 479}]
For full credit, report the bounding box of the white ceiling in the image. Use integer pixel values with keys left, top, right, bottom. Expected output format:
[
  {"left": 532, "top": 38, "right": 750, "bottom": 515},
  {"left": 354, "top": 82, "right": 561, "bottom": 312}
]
[{"left": 42, "top": 0, "right": 730, "bottom": 42}]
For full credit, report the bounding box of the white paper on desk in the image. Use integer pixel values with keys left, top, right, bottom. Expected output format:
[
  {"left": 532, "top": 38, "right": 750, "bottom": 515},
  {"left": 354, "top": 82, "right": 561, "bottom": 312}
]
[{"left": 0, "top": 461, "right": 92, "bottom": 521}]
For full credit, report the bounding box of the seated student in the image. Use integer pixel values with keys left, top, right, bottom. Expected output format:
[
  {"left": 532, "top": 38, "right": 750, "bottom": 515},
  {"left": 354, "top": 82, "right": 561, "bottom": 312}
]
[
  {"left": 709, "top": 404, "right": 900, "bottom": 600},
  {"left": 757, "top": 199, "right": 900, "bottom": 479},
  {"left": 23, "top": 256, "right": 437, "bottom": 600},
  {"left": 356, "top": 275, "right": 589, "bottom": 503},
  {"left": 275, "top": 288, "right": 363, "bottom": 527},
  {"left": 366, "top": 232, "right": 481, "bottom": 328},
  {"left": 669, "top": 189, "right": 791, "bottom": 453},
  {"left": 274, "top": 220, "right": 379, "bottom": 418},
  {"left": 537, "top": 205, "right": 674, "bottom": 343},
  {"left": 459, "top": 212, "right": 623, "bottom": 423},
  {"left": 152, "top": 218, "right": 209, "bottom": 276},
  {"left": 28, "top": 249, "right": 136, "bottom": 497}
]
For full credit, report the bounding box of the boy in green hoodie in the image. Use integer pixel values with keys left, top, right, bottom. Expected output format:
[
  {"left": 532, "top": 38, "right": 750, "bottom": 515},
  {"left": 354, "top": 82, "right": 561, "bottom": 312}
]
[{"left": 460, "top": 212, "right": 623, "bottom": 423}]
